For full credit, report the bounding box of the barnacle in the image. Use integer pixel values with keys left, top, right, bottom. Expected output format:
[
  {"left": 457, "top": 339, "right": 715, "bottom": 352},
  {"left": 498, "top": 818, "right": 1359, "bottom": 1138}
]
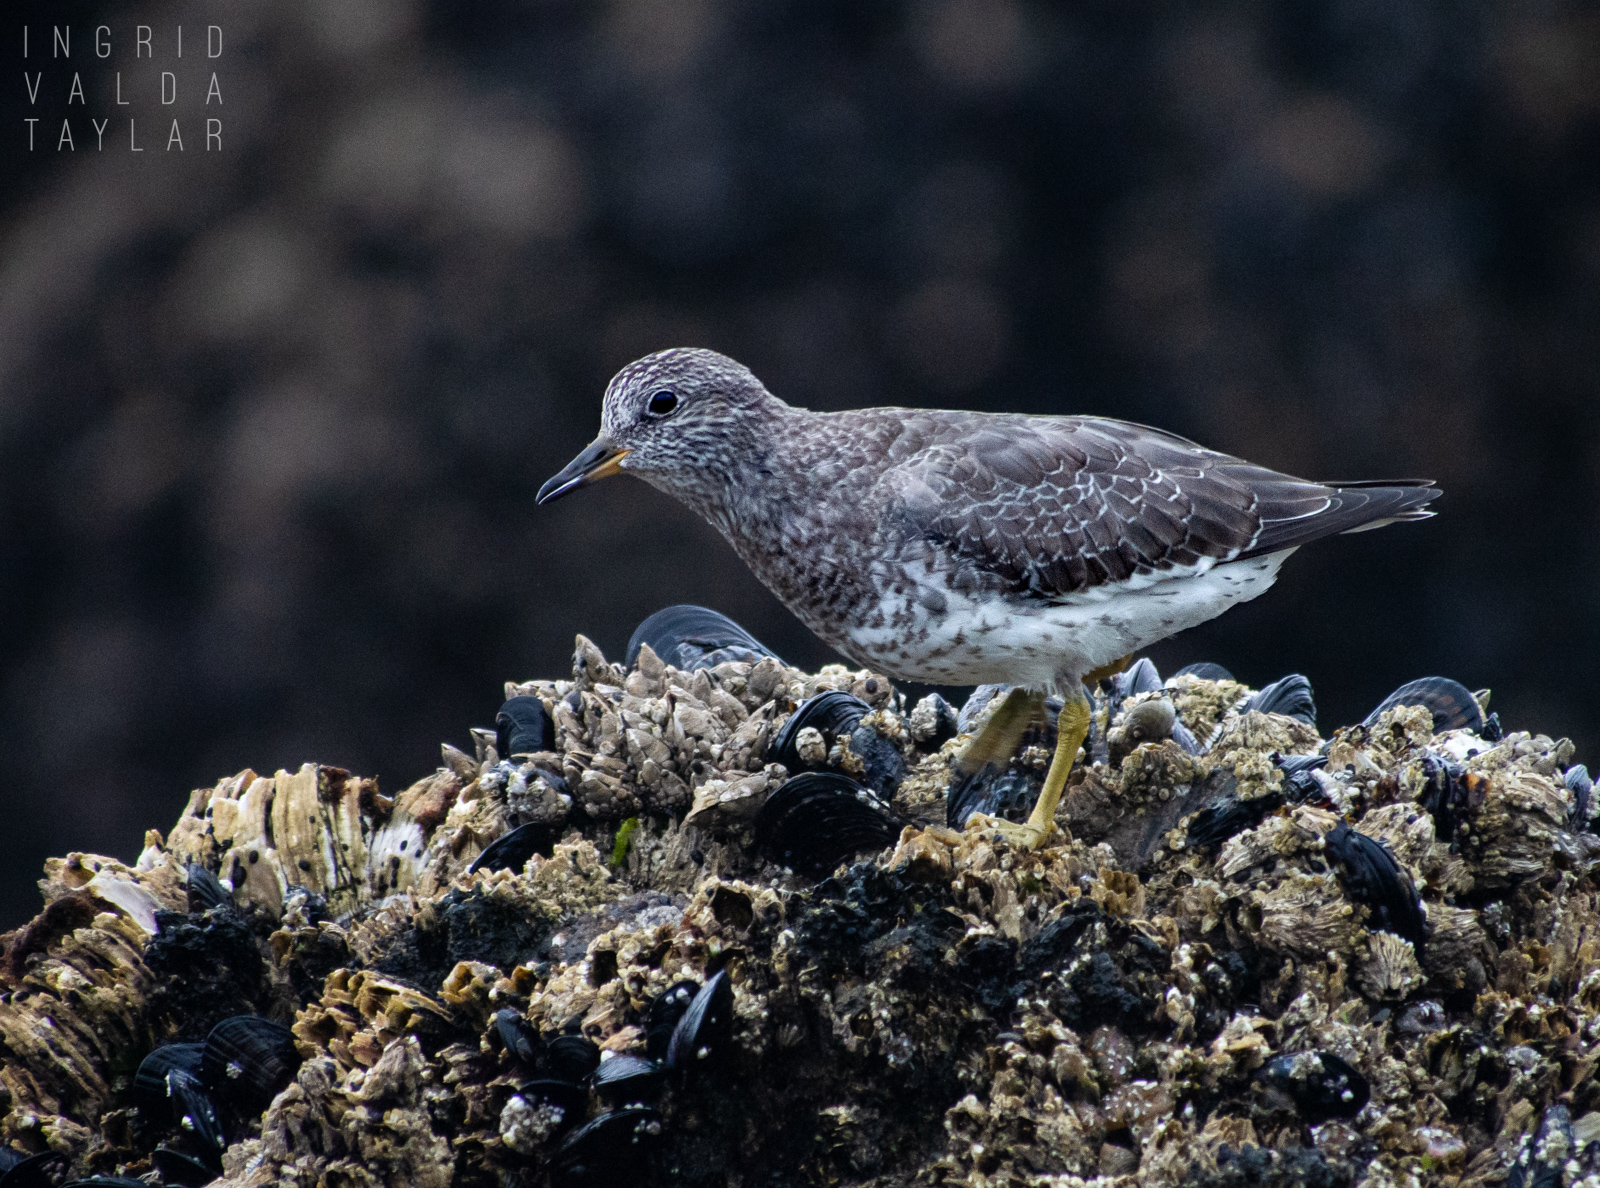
[{"left": 0, "top": 637, "right": 1596, "bottom": 1188}]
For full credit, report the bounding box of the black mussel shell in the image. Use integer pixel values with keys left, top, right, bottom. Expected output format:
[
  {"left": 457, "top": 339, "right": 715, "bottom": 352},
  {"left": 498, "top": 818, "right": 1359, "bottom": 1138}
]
[
  {"left": 1567, "top": 764, "right": 1593, "bottom": 830},
  {"left": 494, "top": 1008, "right": 542, "bottom": 1066},
  {"left": 947, "top": 767, "right": 1039, "bottom": 830},
  {"left": 1417, "top": 751, "right": 1471, "bottom": 842},
  {"left": 61, "top": 1180, "right": 151, "bottom": 1187},
  {"left": 1170, "top": 718, "right": 1203, "bottom": 756},
  {"left": 517, "top": 1078, "right": 589, "bottom": 1130},
  {"left": 1507, "top": 1105, "right": 1575, "bottom": 1188},
  {"left": 0, "top": 1151, "right": 20, "bottom": 1175},
  {"left": 546, "top": 1034, "right": 601, "bottom": 1083},
  {"left": 1114, "top": 657, "right": 1163, "bottom": 697},
  {"left": 184, "top": 864, "right": 232, "bottom": 913},
  {"left": 152, "top": 1147, "right": 221, "bottom": 1186},
  {"left": 200, "top": 1016, "right": 300, "bottom": 1114},
  {"left": 168, "top": 1072, "right": 226, "bottom": 1152},
  {"left": 956, "top": 685, "right": 1010, "bottom": 735},
  {"left": 589, "top": 1054, "right": 665, "bottom": 1106},
  {"left": 134, "top": 1044, "right": 224, "bottom": 1150},
  {"left": 496, "top": 696, "right": 556, "bottom": 758},
  {"left": 1277, "top": 754, "right": 1328, "bottom": 802},
  {"left": 550, "top": 1106, "right": 665, "bottom": 1188},
  {"left": 645, "top": 980, "right": 700, "bottom": 1062},
  {"left": 1243, "top": 674, "right": 1316, "bottom": 726},
  {"left": 1363, "top": 676, "right": 1484, "bottom": 734},
  {"left": 772, "top": 691, "right": 871, "bottom": 767},
  {"left": 625, "top": 605, "right": 781, "bottom": 671},
  {"left": 1174, "top": 662, "right": 1234, "bottom": 682},
  {"left": 1258, "top": 1050, "right": 1369, "bottom": 1122},
  {"left": 666, "top": 970, "right": 734, "bottom": 1072},
  {"left": 1185, "top": 793, "right": 1284, "bottom": 850},
  {"left": 1480, "top": 711, "right": 1503, "bottom": 742},
  {"left": 848, "top": 721, "right": 906, "bottom": 797},
  {"left": 1322, "top": 824, "right": 1426, "bottom": 953},
  {"left": 468, "top": 821, "right": 561, "bottom": 874},
  {"left": 135, "top": 1043, "right": 206, "bottom": 1109},
  {"left": 0, "top": 1151, "right": 67, "bottom": 1188},
  {"left": 753, "top": 772, "right": 901, "bottom": 878},
  {"left": 913, "top": 693, "right": 960, "bottom": 746}
]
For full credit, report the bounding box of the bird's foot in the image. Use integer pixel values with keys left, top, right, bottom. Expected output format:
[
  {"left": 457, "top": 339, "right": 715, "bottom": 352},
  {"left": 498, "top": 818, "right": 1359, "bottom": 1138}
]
[{"left": 964, "top": 813, "right": 1060, "bottom": 851}]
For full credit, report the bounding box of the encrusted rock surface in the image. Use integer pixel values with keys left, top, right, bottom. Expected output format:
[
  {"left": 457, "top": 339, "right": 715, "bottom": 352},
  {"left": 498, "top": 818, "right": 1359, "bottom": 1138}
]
[{"left": 1, "top": 636, "right": 1597, "bottom": 1187}]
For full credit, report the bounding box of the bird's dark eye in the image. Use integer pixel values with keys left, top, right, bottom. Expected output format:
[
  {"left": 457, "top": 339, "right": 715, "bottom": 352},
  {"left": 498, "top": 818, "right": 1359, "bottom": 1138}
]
[{"left": 647, "top": 390, "right": 678, "bottom": 416}]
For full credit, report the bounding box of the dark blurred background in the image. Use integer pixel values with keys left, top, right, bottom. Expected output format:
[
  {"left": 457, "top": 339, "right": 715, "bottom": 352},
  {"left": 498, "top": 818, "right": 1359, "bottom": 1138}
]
[{"left": 1, "top": 0, "right": 1596, "bottom": 927}]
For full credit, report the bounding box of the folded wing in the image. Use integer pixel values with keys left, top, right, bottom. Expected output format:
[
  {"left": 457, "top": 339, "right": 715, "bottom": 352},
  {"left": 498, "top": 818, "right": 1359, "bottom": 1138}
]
[{"left": 875, "top": 415, "right": 1438, "bottom": 600}]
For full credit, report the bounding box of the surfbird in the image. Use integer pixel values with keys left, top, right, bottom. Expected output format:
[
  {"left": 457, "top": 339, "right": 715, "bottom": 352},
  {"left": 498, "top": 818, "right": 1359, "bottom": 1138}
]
[{"left": 539, "top": 348, "right": 1439, "bottom": 848}]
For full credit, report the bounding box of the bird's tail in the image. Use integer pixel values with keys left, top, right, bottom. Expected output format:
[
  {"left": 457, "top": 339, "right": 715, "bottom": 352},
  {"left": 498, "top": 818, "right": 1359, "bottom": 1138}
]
[{"left": 1237, "top": 479, "right": 1440, "bottom": 560}]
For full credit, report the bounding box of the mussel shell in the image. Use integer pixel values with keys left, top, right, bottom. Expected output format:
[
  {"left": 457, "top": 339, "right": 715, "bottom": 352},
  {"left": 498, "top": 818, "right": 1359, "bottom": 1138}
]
[
  {"left": 152, "top": 1147, "right": 221, "bottom": 1186},
  {"left": 1114, "top": 657, "right": 1163, "bottom": 698},
  {"left": 134, "top": 1044, "right": 224, "bottom": 1151},
  {"left": 468, "top": 821, "right": 561, "bottom": 874},
  {"left": 61, "top": 1180, "right": 150, "bottom": 1187},
  {"left": 1322, "top": 824, "right": 1426, "bottom": 953},
  {"left": 1567, "top": 764, "right": 1593, "bottom": 830},
  {"left": 625, "top": 605, "right": 780, "bottom": 671},
  {"left": 0, "top": 1151, "right": 20, "bottom": 1176},
  {"left": 1185, "top": 793, "right": 1285, "bottom": 850},
  {"left": 589, "top": 1054, "right": 665, "bottom": 1106},
  {"left": 1507, "top": 1105, "right": 1575, "bottom": 1188},
  {"left": 1173, "top": 662, "right": 1234, "bottom": 682},
  {"left": 494, "top": 1008, "right": 542, "bottom": 1066},
  {"left": 1258, "top": 1050, "right": 1369, "bottom": 1121},
  {"left": 517, "top": 1078, "right": 589, "bottom": 1128},
  {"left": 550, "top": 1106, "right": 665, "bottom": 1188},
  {"left": 645, "top": 980, "right": 700, "bottom": 1062},
  {"left": 1363, "top": 676, "right": 1483, "bottom": 734},
  {"left": 0, "top": 1151, "right": 67, "bottom": 1188},
  {"left": 496, "top": 696, "right": 556, "bottom": 758},
  {"left": 666, "top": 969, "right": 734, "bottom": 1071},
  {"left": 200, "top": 1016, "right": 300, "bottom": 1114},
  {"left": 184, "top": 864, "right": 232, "bottom": 913},
  {"left": 912, "top": 693, "right": 960, "bottom": 746},
  {"left": 846, "top": 721, "right": 906, "bottom": 797},
  {"left": 1417, "top": 751, "right": 1470, "bottom": 842},
  {"left": 168, "top": 1071, "right": 226, "bottom": 1152},
  {"left": 956, "top": 685, "right": 1010, "bottom": 735},
  {"left": 1170, "top": 718, "right": 1203, "bottom": 756},
  {"left": 946, "top": 768, "right": 1039, "bottom": 830},
  {"left": 1277, "top": 753, "right": 1328, "bottom": 802},
  {"left": 1243, "top": 674, "right": 1316, "bottom": 726},
  {"left": 771, "top": 691, "right": 872, "bottom": 769},
  {"left": 134, "top": 1043, "right": 206, "bottom": 1113},
  {"left": 546, "top": 1034, "right": 601, "bottom": 1083},
  {"left": 753, "top": 772, "right": 900, "bottom": 878}
]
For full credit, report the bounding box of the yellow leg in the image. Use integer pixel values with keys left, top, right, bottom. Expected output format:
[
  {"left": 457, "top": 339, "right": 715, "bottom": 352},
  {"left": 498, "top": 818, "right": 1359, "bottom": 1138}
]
[
  {"left": 966, "top": 653, "right": 1134, "bottom": 850},
  {"left": 1084, "top": 654, "right": 1135, "bottom": 686},
  {"left": 970, "top": 691, "right": 1091, "bottom": 849},
  {"left": 954, "top": 687, "right": 1047, "bottom": 776}
]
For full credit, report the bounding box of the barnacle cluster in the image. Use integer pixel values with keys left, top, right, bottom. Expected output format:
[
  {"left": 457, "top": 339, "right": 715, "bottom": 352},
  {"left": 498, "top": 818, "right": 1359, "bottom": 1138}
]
[{"left": 1, "top": 619, "right": 1597, "bottom": 1188}]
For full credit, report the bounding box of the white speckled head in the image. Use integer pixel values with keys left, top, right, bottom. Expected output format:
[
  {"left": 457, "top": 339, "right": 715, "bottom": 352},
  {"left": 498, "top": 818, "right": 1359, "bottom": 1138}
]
[
  {"left": 600, "top": 348, "right": 776, "bottom": 474},
  {"left": 539, "top": 347, "right": 785, "bottom": 513}
]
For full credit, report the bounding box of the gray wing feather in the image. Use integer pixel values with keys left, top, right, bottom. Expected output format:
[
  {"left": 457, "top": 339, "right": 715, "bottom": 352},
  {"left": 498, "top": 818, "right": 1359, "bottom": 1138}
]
[{"left": 877, "top": 415, "right": 1438, "bottom": 600}]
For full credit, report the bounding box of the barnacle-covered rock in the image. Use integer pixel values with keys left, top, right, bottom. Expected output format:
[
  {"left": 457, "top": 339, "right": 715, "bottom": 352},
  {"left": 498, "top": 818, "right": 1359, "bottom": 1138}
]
[{"left": 2, "top": 646, "right": 1599, "bottom": 1188}]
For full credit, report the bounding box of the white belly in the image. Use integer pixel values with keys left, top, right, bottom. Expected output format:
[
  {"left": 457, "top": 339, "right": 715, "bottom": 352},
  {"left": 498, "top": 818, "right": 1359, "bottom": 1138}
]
[{"left": 843, "top": 549, "right": 1296, "bottom": 688}]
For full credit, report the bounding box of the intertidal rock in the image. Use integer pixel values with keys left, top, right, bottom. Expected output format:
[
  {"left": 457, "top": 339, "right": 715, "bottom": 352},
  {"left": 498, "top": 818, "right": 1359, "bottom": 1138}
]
[{"left": 0, "top": 633, "right": 1596, "bottom": 1188}]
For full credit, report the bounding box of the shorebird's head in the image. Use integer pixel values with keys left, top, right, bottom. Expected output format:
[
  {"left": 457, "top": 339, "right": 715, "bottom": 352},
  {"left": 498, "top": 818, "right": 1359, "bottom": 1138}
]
[{"left": 538, "top": 348, "right": 774, "bottom": 504}]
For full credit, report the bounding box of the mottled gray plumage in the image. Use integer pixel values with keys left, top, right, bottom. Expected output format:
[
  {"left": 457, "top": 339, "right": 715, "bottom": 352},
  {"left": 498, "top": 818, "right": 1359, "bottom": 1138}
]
[{"left": 540, "top": 348, "right": 1438, "bottom": 692}]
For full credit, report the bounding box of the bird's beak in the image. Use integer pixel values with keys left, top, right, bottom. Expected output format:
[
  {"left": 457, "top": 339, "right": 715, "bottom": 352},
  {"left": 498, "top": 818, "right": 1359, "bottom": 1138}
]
[{"left": 537, "top": 437, "right": 632, "bottom": 505}]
